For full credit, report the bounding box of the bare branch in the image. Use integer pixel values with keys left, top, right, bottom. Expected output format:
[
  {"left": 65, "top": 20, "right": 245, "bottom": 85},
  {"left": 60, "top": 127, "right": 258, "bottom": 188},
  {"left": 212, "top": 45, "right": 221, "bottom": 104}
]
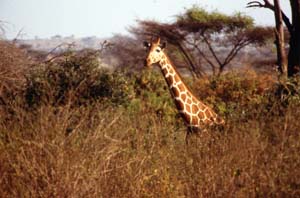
[
  {"left": 247, "top": 0, "right": 293, "bottom": 33},
  {"left": 12, "top": 28, "right": 25, "bottom": 43},
  {"left": 202, "top": 36, "right": 223, "bottom": 67},
  {"left": 185, "top": 39, "right": 217, "bottom": 74},
  {"left": 247, "top": 1, "right": 265, "bottom": 8},
  {"left": 223, "top": 40, "right": 251, "bottom": 67},
  {"left": 43, "top": 42, "right": 76, "bottom": 63},
  {"left": 247, "top": 0, "right": 273, "bottom": 9}
]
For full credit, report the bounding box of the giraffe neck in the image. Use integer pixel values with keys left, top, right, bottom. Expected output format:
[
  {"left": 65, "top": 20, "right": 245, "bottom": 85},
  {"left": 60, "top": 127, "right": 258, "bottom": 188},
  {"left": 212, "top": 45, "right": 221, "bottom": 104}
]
[
  {"left": 159, "top": 54, "right": 189, "bottom": 100},
  {"left": 157, "top": 53, "right": 223, "bottom": 128},
  {"left": 158, "top": 54, "right": 196, "bottom": 114}
]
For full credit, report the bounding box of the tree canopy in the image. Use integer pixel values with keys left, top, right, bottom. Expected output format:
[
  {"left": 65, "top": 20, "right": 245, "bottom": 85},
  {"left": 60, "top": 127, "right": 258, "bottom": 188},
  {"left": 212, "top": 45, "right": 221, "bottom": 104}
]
[{"left": 131, "top": 6, "right": 273, "bottom": 76}]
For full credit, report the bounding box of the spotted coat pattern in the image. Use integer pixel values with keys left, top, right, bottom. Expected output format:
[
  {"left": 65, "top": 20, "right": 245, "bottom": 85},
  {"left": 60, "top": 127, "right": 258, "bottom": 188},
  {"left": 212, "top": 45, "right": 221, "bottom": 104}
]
[{"left": 144, "top": 38, "right": 224, "bottom": 132}]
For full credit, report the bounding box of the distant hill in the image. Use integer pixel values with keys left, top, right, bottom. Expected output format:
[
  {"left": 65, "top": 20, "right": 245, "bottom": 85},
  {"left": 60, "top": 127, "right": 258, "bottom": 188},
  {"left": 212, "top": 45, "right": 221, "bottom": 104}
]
[
  {"left": 14, "top": 35, "right": 276, "bottom": 73},
  {"left": 17, "top": 35, "right": 106, "bottom": 52}
]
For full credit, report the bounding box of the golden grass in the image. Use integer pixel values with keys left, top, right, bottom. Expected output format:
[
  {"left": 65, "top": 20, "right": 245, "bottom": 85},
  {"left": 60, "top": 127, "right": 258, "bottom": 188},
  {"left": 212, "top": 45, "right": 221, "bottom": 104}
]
[{"left": 1, "top": 101, "right": 299, "bottom": 198}]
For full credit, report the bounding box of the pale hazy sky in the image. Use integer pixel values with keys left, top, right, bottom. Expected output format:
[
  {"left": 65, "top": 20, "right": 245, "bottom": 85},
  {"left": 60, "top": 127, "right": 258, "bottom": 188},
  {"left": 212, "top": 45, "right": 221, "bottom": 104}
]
[{"left": 0, "top": 0, "right": 291, "bottom": 39}]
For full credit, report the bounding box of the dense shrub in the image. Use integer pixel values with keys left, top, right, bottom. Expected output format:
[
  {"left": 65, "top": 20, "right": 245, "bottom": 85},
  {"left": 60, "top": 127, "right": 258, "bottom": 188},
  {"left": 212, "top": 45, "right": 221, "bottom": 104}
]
[
  {"left": 132, "top": 69, "right": 178, "bottom": 122},
  {"left": 192, "top": 70, "right": 279, "bottom": 118},
  {"left": 24, "top": 51, "right": 135, "bottom": 107}
]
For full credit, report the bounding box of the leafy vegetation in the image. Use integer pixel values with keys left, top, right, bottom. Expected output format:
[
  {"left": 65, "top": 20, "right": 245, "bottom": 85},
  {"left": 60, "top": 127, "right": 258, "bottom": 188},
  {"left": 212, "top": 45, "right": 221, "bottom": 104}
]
[
  {"left": 177, "top": 6, "right": 254, "bottom": 29},
  {"left": 1, "top": 39, "right": 300, "bottom": 197},
  {"left": 24, "top": 50, "right": 135, "bottom": 107}
]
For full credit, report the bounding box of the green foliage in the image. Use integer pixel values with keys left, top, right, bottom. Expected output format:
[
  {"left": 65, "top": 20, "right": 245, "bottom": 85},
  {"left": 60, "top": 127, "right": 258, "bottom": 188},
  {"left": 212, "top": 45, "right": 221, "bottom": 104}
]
[
  {"left": 22, "top": 51, "right": 178, "bottom": 124},
  {"left": 192, "top": 71, "right": 283, "bottom": 119},
  {"left": 24, "top": 51, "right": 135, "bottom": 107},
  {"left": 131, "top": 69, "right": 178, "bottom": 123},
  {"left": 177, "top": 5, "right": 254, "bottom": 32}
]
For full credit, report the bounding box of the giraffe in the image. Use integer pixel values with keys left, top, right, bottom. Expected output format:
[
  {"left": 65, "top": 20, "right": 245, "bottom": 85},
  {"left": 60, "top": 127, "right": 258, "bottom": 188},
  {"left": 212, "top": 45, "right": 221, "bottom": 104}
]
[{"left": 143, "top": 37, "right": 224, "bottom": 141}]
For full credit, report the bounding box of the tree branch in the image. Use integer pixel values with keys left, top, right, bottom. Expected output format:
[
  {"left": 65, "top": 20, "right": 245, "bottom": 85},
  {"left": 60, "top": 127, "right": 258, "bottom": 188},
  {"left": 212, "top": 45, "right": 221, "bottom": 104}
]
[
  {"left": 223, "top": 40, "right": 250, "bottom": 67},
  {"left": 202, "top": 36, "right": 222, "bottom": 65},
  {"left": 247, "top": 0, "right": 293, "bottom": 33},
  {"left": 185, "top": 39, "right": 218, "bottom": 74},
  {"left": 247, "top": 0, "right": 273, "bottom": 9},
  {"left": 176, "top": 41, "right": 203, "bottom": 77}
]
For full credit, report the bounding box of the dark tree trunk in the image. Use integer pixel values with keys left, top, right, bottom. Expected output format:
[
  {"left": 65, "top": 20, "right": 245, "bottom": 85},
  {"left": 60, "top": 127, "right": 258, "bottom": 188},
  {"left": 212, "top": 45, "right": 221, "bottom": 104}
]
[
  {"left": 288, "top": 0, "right": 300, "bottom": 76},
  {"left": 274, "top": 0, "right": 288, "bottom": 77},
  {"left": 247, "top": 0, "right": 300, "bottom": 77}
]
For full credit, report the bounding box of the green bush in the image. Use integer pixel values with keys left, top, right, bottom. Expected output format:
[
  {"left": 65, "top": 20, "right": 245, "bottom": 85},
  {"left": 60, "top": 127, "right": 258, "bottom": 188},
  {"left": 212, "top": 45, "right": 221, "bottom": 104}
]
[
  {"left": 132, "top": 69, "right": 177, "bottom": 121},
  {"left": 22, "top": 51, "right": 179, "bottom": 125},
  {"left": 24, "top": 51, "right": 135, "bottom": 107},
  {"left": 192, "top": 71, "right": 281, "bottom": 118}
]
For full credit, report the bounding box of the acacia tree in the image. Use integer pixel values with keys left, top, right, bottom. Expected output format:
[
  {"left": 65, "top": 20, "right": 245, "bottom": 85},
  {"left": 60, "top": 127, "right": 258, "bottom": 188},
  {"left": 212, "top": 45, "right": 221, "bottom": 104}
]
[
  {"left": 131, "top": 7, "right": 272, "bottom": 76},
  {"left": 175, "top": 7, "right": 272, "bottom": 75},
  {"left": 247, "top": 0, "right": 300, "bottom": 77}
]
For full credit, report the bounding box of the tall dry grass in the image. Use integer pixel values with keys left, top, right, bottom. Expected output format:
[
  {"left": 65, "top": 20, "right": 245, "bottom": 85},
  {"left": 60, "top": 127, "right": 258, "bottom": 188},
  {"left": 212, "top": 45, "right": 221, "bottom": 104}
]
[
  {"left": 0, "top": 40, "right": 31, "bottom": 95},
  {"left": 1, "top": 101, "right": 300, "bottom": 198},
  {"left": 0, "top": 41, "right": 300, "bottom": 197}
]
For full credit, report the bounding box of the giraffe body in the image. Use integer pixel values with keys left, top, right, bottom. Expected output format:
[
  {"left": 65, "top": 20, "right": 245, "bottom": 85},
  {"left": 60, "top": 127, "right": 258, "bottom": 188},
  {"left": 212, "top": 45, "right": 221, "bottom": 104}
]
[{"left": 144, "top": 38, "right": 224, "bottom": 133}]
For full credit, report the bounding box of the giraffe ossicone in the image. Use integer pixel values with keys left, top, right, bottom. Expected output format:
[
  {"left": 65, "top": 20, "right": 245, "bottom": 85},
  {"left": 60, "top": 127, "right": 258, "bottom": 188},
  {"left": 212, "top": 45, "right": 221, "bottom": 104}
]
[{"left": 143, "top": 37, "right": 224, "bottom": 135}]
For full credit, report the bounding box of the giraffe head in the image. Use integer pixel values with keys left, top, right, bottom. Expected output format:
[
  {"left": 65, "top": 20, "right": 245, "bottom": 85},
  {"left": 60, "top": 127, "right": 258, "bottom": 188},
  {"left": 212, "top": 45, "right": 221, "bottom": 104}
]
[{"left": 143, "top": 37, "right": 166, "bottom": 67}]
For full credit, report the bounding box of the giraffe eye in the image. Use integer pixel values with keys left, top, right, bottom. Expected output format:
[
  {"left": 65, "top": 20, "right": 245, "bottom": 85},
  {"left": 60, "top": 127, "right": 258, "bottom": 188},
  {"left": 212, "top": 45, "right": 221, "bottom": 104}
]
[{"left": 156, "top": 49, "right": 160, "bottom": 52}]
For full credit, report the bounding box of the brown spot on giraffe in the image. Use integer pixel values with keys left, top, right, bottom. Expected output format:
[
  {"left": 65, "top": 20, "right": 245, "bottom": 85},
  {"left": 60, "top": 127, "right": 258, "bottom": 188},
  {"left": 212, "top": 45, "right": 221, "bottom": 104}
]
[
  {"left": 182, "top": 112, "right": 191, "bottom": 123},
  {"left": 185, "top": 104, "right": 191, "bottom": 112},
  {"left": 169, "top": 68, "right": 175, "bottom": 75},
  {"left": 175, "top": 100, "right": 185, "bottom": 111},
  {"left": 174, "top": 74, "right": 181, "bottom": 82},
  {"left": 198, "top": 101, "right": 206, "bottom": 110},
  {"left": 162, "top": 68, "right": 168, "bottom": 75},
  {"left": 143, "top": 37, "right": 224, "bottom": 140},
  {"left": 178, "top": 83, "right": 185, "bottom": 92},
  {"left": 198, "top": 111, "right": 205, "bottom": 119},
  {"left": 181, "top": 93, "right": 187, "bottom": 101},
  {"left": 191, "top": 104, "right": 198, "bottom": 114},
  {"left": 206, "top": 108, "right": 215, "bottom": 120},
  {"left": 191, "top": 116, "right": 198, "bottom": 125},
  {"left": 186, "top": 98, "right": 192, "bottom": 105},
  {"left": 161, "top": 59, "right": 167, "bottom": 65},
  {"left": 171, "top": 87, "right": 180, "bottom": 96},
  {"left": 166, "top": 77, "right": 173, "bottom": 85}
]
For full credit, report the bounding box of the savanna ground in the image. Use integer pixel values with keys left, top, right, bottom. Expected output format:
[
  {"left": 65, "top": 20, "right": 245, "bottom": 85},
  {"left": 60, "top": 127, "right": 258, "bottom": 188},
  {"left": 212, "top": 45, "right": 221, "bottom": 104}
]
[{"left": 1, "top": 40, "right": 300, "bottom": 198}]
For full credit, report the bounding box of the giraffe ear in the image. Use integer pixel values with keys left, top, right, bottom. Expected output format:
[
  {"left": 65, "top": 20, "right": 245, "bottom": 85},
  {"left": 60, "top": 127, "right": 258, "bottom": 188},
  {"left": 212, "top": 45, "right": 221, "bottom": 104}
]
[
  {"left": 143, "top": 41, "right": 151, "bottom": 48},
  {"left": 160, "top": 42, "right": 167, "bottom": 49}
]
